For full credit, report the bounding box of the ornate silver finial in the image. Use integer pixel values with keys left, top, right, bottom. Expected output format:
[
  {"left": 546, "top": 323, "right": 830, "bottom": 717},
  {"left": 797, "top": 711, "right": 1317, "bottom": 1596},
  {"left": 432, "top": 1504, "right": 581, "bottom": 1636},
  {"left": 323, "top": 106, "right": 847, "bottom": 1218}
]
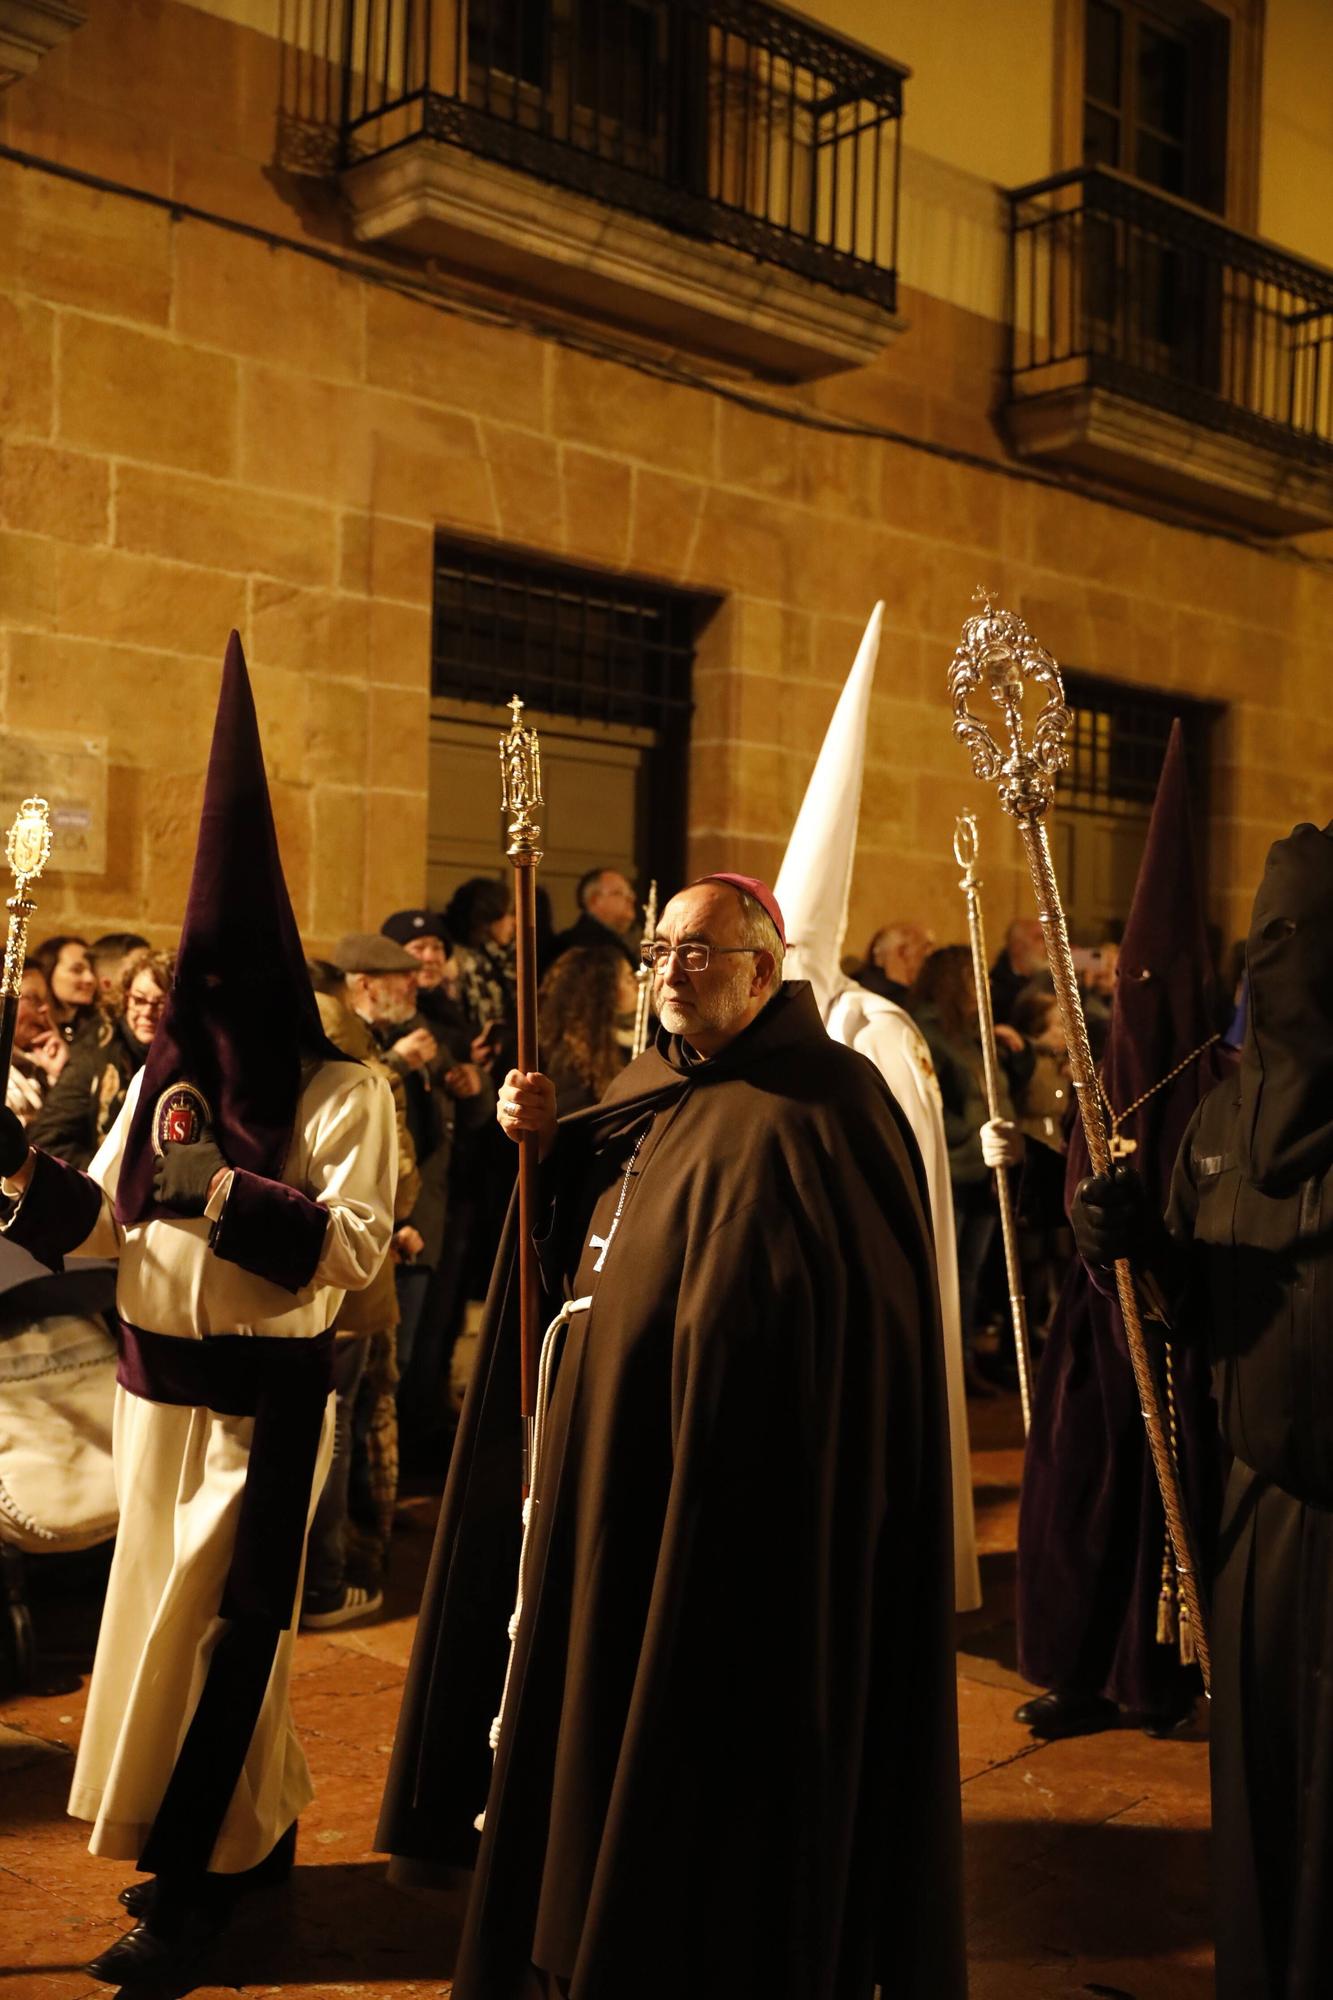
[
  {"left": 948, "top": 590, "right": 1071, "bottom": 823},
  {"left": 6, "top": 797, "right": 52, "bottom": 892},
  {"left": 1, "top": 797, "right": 52, "bottom": 1005},
  {"left": 499, "top": 696, "right": 543, "bottom": 862},
  {"left": 952, "top": 810, "right": 980, "bottom": 880}
]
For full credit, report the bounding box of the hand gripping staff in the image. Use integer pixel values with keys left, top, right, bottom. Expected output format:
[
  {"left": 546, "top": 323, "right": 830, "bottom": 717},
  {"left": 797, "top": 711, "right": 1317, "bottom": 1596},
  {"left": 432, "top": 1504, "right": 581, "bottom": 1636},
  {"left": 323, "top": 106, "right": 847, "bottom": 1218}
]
[
  {"left": 487, "top": 701, "right": 597, "bottom": 1825},
  {"left": 948, "top": 593, "right": 1211, "bottom": 1693},
  {"left": 953, "top": 810, "right": 1034, "bottom": 1437},
  {"left": 499, "top": 696, "right": 544, "bottom": 1497},
  {"left": 0, "top": 798, "right": 53, "bottom": 1096}
]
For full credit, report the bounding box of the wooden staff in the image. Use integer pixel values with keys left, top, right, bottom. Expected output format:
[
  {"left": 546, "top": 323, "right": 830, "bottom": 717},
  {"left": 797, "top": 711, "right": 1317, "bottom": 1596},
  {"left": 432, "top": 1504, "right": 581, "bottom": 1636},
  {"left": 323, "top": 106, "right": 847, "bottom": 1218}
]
[
  {"left": 0, "top": 799, "right": 53, "bottom": 1088},
  {"left": 949, "top": 593, "right": 1211, "bottom": 1693},
  {"left": 630, "top": 878, "right": 658, "bottom": 1061},
  {"left": 499, "top": 698, "right": 543, "bottom": 1494},
  {"left": 953, "top": 811, "right": 1035, "bottom": 1436}
]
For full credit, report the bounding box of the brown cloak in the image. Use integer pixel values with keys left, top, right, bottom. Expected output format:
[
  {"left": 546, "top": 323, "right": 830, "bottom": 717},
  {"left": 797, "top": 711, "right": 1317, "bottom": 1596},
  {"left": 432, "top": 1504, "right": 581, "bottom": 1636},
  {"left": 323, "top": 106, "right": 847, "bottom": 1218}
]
[{"left": 377, "top": 982, "right": 965, "bottom": 2000}]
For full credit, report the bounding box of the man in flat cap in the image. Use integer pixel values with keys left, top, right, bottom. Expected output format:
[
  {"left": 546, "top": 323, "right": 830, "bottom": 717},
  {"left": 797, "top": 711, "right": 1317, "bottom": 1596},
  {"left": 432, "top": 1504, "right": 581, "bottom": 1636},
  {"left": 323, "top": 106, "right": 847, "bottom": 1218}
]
[
  {"left": 339, "top": 931, "right": 490, "bottom": 1449},
  {"left": 379, "top": 872, "right": 965, "bottom": 2000}
]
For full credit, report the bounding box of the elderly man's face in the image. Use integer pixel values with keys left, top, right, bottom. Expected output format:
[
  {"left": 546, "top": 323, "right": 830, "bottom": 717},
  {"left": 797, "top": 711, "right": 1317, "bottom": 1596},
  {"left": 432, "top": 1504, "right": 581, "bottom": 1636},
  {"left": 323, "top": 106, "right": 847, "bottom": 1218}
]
[
  {"left": 588, "top": 870, "right": 638, "bottom": 936},
  {"left": 356, "top": 970, "right": 418, "bottom": 1026},
  {"left": 876, "top": 920, "right": 928, "bottom": 984},
  {"left": 1009, "top": 919, "right": 1046, "bottom": 977},
  {"left": 651, "top": 883, "right": 774, "bottom": 1057}
]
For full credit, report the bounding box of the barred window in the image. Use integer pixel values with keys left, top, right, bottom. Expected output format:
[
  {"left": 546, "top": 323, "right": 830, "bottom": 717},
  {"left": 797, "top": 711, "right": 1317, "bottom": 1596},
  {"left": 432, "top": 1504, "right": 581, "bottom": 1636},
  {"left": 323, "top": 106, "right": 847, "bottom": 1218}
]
[
  {"left": 1058, "top": 675, "right": 1212, "bottom": 818},
  {"left": 432, "top": 538, "right": 706, "bottom": 733}
]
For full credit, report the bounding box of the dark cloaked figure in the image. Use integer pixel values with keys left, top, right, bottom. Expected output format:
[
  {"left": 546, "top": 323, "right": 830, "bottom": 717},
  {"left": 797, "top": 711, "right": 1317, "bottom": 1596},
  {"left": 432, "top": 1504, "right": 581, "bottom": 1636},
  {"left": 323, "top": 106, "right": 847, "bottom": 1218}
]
[
  {"left": 1016, "top": 723, "right": 1228, "bottom": 1726},
  {"left": 377, "top": 980, "right": 965, "bottom": 2000},
  {"left": 1161, "top": 819, "right": 1333, "bottom": 1998}
]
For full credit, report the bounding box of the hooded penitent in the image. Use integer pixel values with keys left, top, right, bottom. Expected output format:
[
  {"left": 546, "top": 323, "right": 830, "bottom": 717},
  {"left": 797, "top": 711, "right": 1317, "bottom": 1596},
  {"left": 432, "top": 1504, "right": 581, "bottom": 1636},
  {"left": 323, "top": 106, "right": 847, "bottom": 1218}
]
[
  {"left": 772, "top": 603, "right": 881, "bottom": 1010},
  {"left": 1017, "top": 720, "right": 1227, "bottom": 1712},
  {"left": 771, "top": 602, "right": 980, "bottom": 1614},
  {"left": 114, "top": 632, "right": 345, "bottom": 1227},
  {"left": 1238, "top": 819, "right": 1333, "bottom": 1194},
  {"left": 1169, "top": 821, "right": 1333, "bottom": 1997}
]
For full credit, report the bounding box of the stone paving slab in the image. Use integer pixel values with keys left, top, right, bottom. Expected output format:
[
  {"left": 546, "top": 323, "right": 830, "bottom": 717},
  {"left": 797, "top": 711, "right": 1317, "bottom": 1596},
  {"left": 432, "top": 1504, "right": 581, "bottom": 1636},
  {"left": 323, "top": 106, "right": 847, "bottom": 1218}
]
[{"left": 0, "top": 1390, "right": 1212, "bottom": 1998}]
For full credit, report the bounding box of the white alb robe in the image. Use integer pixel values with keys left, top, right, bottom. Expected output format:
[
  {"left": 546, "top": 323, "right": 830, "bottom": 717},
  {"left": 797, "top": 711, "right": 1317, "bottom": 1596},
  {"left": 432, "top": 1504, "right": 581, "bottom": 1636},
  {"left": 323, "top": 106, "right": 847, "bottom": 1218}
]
[
  {"left": 57, "top": 1059, "right": 395, "bottom": 1870},
  {"left": 826, "top": 985, "right": 982, "bottom": 1612}
]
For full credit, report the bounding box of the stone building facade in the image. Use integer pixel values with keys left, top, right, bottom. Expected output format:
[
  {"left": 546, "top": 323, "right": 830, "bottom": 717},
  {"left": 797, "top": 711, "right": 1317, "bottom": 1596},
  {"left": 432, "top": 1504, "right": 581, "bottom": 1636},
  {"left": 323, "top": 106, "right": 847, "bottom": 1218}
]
[{"left": 0, "top": 0, "right": 1330, "bottom": 952}]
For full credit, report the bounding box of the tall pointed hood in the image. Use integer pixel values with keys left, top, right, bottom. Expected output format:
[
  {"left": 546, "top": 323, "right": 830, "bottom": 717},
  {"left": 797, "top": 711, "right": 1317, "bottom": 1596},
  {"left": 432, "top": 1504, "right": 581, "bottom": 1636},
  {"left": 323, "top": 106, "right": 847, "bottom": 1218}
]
[
  {"left": 1238, "top": 817, "right": 1333, "bottom": 1192},
  {"left": 773, "top": 602, "right": 883, "bottom": 1015},
  {"left": 115, "top": 631, "right": 346, "bottom": 1226},
  {"left": 1066, "top": 718, "right": 1225, "bottom": 1206}
]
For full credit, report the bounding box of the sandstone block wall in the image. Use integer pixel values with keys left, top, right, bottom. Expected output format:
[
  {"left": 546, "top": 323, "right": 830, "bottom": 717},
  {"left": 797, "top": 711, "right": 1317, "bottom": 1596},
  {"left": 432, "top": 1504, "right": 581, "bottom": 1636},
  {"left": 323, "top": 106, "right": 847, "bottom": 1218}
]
[{"left": 0, "top": 0, "right": 1329, "bottom": 955}]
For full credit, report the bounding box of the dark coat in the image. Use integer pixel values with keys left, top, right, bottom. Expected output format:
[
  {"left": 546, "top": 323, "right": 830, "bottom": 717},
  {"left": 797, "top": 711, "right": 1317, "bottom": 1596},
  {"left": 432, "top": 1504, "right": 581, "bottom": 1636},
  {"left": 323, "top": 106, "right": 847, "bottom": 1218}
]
[
  {"left": 1163, "top": 820, "right": 1333, "bottom": 1998},
  {"left": 912, "top": 1002, "right": 1022, "bottom": 1188},
  {"left": 28, "top": 1016, "right": 146, "bottom": 1170},
  {"left": 377, "top": 982, "right": 965, "bottom": 2000},
  {"left": 850, "top": 963, "right": 910, "bottom": 1008},
  {"left": 549, "top": 909, "right": 638, "bottom": 970}
]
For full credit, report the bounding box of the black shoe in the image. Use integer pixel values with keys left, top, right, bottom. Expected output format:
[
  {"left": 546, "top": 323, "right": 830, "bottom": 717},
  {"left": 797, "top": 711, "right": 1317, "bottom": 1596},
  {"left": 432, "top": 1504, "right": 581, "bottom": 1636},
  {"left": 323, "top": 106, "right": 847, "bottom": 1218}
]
[
  {"left": 239, "top": 1817, "right": 297, "bottom": 1891},
  {"left": 85, "top": 1903, "right": 225, "bottom": 1986},
  {"left": 117, "top": 1820, "right": 295, "bottom": 1924},
  {"left": 1138, "top": 1697, "right": 1197, "bottom": 1739},
  {"left": 117, "top": 1877, "right": 155, "bottom": 1920},
  {"left": 962, "top": 1356, "right": 998, "bottom": 1400},
  {"left": 974, "top": 1347, "right": 1021, "bottom": 1393},
  {"left": 1014, "top": 1689, "right": 1119, "bottom": 1739}
]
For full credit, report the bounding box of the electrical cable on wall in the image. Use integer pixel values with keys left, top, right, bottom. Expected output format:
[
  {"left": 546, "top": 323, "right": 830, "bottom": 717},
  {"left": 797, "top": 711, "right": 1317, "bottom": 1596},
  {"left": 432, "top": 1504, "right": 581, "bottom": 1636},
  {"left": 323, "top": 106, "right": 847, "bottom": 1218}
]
[{"left": 2, "top": 139, "right": 1328, "bottom": 574}]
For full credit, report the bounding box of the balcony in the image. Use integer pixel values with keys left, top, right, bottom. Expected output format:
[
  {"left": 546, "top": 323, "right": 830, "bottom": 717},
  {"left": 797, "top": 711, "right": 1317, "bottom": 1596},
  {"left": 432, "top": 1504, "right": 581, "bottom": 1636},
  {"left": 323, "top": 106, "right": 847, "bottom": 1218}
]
[
  {"left": 1003, "top": 167, "right": 1333, "bottom": 536},
  {"left": 336, "top": 0, "right": 906, "bottom": 379}
]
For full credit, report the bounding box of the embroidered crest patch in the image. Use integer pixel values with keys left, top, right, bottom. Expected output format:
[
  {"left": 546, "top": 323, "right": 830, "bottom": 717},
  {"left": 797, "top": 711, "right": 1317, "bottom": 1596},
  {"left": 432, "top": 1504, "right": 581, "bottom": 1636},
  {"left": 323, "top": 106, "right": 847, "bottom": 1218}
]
[{"left": 152, "top": 1083, "right": 211, "bottom": 1155}]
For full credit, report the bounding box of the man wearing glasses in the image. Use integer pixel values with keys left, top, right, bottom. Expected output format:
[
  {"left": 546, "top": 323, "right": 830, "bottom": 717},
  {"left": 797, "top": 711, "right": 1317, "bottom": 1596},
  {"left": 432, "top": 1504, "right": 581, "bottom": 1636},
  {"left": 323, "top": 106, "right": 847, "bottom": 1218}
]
[{"left": 380, "top": 873, "right": 965, "bottom": 2000}]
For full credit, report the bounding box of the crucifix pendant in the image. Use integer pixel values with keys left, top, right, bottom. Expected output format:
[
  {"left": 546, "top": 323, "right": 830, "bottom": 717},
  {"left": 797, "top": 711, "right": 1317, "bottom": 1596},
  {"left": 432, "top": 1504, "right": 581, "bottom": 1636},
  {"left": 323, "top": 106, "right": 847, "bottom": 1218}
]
[
  {"left": 589, "top": 1221, "right": 618, "bottom": 1273},
  {"left": 1108, "top": 1132, "right": 1138, "bottom": 1160}
]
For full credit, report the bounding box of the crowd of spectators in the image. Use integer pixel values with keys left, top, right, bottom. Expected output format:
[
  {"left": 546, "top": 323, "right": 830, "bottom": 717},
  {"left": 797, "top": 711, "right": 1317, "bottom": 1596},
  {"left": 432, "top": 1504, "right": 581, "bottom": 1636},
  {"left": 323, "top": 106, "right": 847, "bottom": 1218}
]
[{"left": 14, "top": 868, "right": 1239, "bottom": 1632}]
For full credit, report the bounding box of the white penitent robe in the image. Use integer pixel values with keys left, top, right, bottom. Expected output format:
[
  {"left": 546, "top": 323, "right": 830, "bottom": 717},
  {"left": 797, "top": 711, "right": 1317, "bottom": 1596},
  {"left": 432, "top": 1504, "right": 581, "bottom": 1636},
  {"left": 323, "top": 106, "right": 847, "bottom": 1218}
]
[
  {"left": 826, "top": 985, "right": 982, "bottom": 1612},
  {"left": 53, "top": 1060, "right": 395, "bottom": 1871}
]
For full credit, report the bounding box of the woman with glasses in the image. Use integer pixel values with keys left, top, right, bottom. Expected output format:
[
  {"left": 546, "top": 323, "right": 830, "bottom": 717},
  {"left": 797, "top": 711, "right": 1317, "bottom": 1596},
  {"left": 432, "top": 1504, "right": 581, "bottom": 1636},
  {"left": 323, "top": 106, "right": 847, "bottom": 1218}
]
[{"left": 29, "top": 950, "right": 175, "bottom": 1170}]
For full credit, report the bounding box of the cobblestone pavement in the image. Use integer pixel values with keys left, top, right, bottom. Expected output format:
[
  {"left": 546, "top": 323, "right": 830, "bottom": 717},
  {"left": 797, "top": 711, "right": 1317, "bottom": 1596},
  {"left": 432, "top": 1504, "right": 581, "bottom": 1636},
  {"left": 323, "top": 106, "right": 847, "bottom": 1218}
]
[{"left": 0, "top": 1393, "right": 1211, "bottom": 1999}]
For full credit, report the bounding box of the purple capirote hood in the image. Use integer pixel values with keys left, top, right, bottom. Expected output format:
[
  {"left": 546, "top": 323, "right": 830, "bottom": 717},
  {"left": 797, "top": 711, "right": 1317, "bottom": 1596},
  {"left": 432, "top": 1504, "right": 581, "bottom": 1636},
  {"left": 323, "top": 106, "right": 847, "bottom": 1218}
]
[
  {"left": 1064, "top": 718, "right": 1226, "bottom": 1211},
  {"left": 114, "top": 631, "right": 349, "bottom": 1227}
]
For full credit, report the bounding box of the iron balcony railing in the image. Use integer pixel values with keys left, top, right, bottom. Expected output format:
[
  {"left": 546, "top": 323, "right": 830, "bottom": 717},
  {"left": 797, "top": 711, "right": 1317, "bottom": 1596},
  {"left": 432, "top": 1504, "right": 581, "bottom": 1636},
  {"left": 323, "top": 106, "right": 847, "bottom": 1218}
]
[
  {"left": 1007, "top": 166, "right": 1333, "bottom": 465},
  {"left": 339, "top": 0, "right": 905, "bottom": 308}
]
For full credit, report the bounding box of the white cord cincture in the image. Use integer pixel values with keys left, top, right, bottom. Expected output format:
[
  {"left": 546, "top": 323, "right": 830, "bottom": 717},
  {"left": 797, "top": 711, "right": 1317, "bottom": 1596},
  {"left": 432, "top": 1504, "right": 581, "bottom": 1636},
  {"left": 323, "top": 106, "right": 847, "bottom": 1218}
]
[{"left": 475, "top": 1294, "right": 592, "bottom": 1830}]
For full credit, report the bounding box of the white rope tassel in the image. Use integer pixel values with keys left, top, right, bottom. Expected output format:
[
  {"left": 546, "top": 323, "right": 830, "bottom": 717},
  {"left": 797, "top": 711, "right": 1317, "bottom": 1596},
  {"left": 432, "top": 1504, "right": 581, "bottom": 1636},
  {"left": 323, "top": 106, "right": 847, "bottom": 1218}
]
[{"left": 475, "top": 1295, "right": 592, "bottom": 1831}]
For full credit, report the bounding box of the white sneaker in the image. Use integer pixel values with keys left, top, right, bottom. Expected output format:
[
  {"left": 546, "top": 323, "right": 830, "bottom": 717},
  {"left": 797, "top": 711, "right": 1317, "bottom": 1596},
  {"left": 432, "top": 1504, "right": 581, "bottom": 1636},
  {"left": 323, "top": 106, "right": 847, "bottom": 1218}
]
[{"left": 300, "top": 1584, "right": 384, "bottom": 1630}]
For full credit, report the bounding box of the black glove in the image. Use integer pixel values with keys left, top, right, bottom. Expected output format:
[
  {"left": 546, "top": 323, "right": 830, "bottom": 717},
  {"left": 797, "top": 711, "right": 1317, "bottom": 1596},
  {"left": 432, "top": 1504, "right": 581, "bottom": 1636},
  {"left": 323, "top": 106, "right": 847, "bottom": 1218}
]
[
  {"left": 1069, "top": 1164, "right": 1155, "bottom": 1267},
  {"left": 153, "top": 1135, "right": 228, "bottom": 1217},
  {"left": 0, "top": 1105, "right": 29, "bottom": 1179}
]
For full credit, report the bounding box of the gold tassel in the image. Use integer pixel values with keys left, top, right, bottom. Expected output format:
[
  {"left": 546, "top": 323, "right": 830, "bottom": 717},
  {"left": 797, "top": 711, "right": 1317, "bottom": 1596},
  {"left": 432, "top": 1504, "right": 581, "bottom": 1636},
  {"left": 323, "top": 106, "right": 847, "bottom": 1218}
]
[
  {"left": 1156, "top": 1542, "right": 1178, "bottom": 1648},
  {"left": 1177, "top": 1594, "right": 1197, "bottom": 1667}
]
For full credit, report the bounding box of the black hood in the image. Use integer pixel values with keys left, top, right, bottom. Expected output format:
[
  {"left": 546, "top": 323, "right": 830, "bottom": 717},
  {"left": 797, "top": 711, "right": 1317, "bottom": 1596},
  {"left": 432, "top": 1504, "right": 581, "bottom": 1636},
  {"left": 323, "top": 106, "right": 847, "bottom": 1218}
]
[{"left": 1238, "top": 819, "right": 1333, "bottom": 1193}]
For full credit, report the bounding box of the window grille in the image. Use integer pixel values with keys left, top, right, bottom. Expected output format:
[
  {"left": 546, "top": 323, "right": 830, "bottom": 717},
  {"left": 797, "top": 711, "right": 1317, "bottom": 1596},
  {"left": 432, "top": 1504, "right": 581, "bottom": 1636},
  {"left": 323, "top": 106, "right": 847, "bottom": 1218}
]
[
  {"left": 1058, "top": 674, "right": 1212, "bottom": 818},
  {"left": 432, "top": 539, "right": 707, "bottom": 732},
  {"left": 434, "top": 540, "right": 704, "bottom": 736}
]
